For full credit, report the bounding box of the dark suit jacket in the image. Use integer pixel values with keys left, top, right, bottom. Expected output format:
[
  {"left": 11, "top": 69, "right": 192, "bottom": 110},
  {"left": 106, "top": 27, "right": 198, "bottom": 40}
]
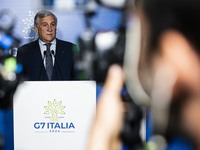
[{"left": 17, "top": 39, "right": 76, "bottom": 81}]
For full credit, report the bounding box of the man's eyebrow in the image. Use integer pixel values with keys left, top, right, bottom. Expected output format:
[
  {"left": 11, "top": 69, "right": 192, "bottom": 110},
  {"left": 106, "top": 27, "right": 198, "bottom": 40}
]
[{"left": 41, "top": 21, "right": 55, "bottom": 24}]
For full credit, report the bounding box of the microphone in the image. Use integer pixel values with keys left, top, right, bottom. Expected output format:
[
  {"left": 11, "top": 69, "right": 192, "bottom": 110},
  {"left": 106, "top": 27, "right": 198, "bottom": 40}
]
[
  {"left": 51, "top": 50, "right": 55, "bottom": 57},
  {"left": 43, "top": 51, "right": 47, "bottom": 58},
  {"left": 38, "top": 51, "right": 46, "bottom": 80},
  {"left": 51, "top": 50, "right": 64, "bottom": 80}
]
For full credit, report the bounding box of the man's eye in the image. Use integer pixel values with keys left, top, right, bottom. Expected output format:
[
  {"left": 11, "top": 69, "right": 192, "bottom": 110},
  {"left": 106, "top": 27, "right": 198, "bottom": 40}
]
[{"left": 42, "top": 23, "right": 47, "bottom": 27}]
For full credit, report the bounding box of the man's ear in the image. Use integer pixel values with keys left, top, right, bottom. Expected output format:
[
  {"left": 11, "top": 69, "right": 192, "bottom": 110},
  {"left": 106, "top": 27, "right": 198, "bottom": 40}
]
[
  {"left": 159, "top": 30, "right": 200, "bottom": 86},
  {"left": 34, "top": 25, "right": 38, "bottom": 33}
]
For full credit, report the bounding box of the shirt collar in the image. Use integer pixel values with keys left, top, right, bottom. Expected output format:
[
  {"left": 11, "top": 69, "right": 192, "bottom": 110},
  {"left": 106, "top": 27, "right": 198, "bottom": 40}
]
[
  {"left": 39, "top": 39, "right": 56, "bottom": 46},
  {"left": 39, "top": 39, "right": 56, "bottom": 54}
]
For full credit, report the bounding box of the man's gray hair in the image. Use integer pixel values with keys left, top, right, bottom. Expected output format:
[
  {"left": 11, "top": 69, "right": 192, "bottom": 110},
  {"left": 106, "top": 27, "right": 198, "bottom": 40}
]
[{"left": 34, "top": 10, "right": 57, "bottom": 25}]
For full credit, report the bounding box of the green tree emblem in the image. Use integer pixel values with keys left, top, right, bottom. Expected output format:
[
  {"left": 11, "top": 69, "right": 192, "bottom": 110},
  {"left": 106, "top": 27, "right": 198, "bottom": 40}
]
[{"left": 44, "top": 99, "right": 65, "bottom": 121}]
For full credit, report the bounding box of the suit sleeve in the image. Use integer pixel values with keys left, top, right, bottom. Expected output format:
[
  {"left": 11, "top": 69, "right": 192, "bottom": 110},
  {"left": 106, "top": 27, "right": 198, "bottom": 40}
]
[{"left": 16, "top": 47, "right": 25, "bottom": 76}]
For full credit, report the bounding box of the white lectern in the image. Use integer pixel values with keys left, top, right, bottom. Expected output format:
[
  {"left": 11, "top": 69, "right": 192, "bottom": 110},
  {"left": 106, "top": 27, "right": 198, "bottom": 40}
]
[{"left": 13, "top": 81, "right": 96, "bottom": 150}]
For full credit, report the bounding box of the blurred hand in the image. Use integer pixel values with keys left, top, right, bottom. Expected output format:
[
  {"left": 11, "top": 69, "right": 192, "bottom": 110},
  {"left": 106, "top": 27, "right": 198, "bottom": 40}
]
[{"left": 87, "top": 65, "right": 125, "bottom": 150}]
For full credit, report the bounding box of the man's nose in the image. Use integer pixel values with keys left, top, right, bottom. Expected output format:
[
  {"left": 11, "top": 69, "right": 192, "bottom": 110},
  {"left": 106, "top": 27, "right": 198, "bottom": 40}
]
[{"left": 47, "top": 25, "right": 52, "bottom": 31}]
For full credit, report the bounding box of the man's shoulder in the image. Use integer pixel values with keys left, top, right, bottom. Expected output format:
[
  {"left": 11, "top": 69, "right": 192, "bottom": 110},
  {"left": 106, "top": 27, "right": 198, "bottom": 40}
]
[
  {"left": 56, "top": 39, "right": 78, "bottom": 53},
  {"left": 56, "top": 39, "right": 76, "bottom": 46},
  {"left": 18, "top": 40, "right": 38, "bottom": 50}
]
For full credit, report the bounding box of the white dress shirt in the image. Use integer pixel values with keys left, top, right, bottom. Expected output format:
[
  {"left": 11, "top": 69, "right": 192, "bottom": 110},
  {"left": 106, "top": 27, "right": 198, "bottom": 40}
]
[{"left": 38, "top": 39, "right": 56, "bottom": 68}]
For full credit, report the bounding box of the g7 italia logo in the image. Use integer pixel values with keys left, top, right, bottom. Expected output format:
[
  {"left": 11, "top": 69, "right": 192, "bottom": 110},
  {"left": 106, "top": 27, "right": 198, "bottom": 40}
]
[{"left": 34, "top": 99, "right": 75, "bottom": 133}]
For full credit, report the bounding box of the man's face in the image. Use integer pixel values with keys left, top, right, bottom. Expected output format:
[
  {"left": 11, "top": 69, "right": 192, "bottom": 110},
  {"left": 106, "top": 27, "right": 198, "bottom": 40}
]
[{"left": 34, "top": 15, "right": 56, "bottom": 43}]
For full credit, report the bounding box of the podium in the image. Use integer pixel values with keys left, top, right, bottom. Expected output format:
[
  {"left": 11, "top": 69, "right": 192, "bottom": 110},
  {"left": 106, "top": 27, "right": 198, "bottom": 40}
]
[{"left": 13, "top": 81, "right": 96, "bottom": 150}]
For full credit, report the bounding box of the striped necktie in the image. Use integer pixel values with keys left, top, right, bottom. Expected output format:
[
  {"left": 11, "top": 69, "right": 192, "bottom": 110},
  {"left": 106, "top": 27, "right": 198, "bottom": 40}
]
[{"left": 45, "top": 43, "right": 53, "bottom": 80}]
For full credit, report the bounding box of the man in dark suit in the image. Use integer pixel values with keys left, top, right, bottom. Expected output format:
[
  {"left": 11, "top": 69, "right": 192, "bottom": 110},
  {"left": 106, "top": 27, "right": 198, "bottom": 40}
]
[{"left": 17, "top": 10, "right": 76, "bottom": 81}]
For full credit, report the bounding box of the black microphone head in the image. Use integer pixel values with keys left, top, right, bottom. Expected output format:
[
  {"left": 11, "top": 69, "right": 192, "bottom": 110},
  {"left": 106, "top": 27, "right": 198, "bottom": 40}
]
[
  {"left": 51, "top": 50, "right": 55, "bottom": 56},
  {"left": 43, "top": 51, "right": 46, "bottom": 56},
  {"left": 43, "top": 51, "right": 47, "bottom": 60}
]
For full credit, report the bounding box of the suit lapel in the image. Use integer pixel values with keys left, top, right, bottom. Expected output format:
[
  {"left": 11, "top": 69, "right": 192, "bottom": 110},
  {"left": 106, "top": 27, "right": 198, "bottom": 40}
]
[
  {"left": 32, "top": 40, "right": 48, "bottom": 80},
  {"left": 53, "top": 39, "right": 65, "bottom": 79}
]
